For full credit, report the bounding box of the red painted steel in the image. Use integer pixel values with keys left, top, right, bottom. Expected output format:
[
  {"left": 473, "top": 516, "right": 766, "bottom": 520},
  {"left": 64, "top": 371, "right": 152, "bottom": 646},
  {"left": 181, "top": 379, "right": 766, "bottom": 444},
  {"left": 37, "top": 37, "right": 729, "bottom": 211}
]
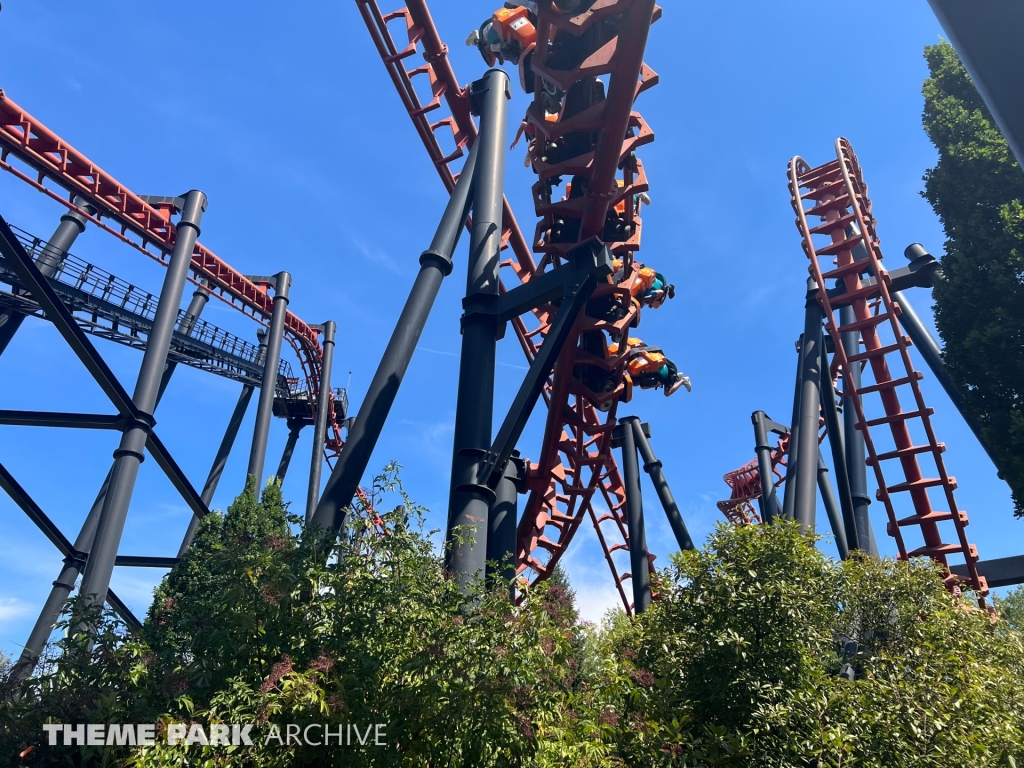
[
  {"left": 789, "top": 138, "right": 987, "bottom": 604},
  {"left": 358, "top": 0, "right": 661, "bottom": 611},
  {"left": 717, "top": 436, "right": 788, "bottom": 526},
  {"left": 0, "top": 90, "right": 344, "bottom": 457}
]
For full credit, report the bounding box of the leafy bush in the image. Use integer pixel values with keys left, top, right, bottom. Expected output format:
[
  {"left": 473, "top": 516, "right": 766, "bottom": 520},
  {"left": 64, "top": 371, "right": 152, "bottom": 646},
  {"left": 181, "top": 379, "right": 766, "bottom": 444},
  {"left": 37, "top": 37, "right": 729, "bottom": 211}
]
[
  {"left": 610, "top": 522, "right": 1024, "bottom": 767},
  {"left": 0, "top": 468, "right": 598, "bottom": 767},
  {"left": 3, "top": 476, "right": 1023, "bottom": 767}
]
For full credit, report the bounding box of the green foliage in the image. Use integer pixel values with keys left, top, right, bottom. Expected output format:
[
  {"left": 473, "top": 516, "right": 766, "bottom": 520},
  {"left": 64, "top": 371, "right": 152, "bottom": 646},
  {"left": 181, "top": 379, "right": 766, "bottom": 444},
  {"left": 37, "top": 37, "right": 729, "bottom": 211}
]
[
  {"left": 995, "top": 585, "right": 1024, "bottom": 633},
  {"left": 4, "top": 482, "right": 1024, "bottom": 767},
  {"left": 921, "top": 40, "right": 1024, "bottom": 515},
  {"left": 0, "top": 468, "right": 595, "bottom": 767},
  {"left": 611, "top": 522, "right": 1024, "bottom": 767}
]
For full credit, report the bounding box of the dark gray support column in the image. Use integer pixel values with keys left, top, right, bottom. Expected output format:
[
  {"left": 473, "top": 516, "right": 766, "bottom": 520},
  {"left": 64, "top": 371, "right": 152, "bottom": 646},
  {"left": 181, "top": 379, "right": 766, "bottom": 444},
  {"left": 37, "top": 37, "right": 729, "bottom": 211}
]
[
  {"left": 486, "top": 452, "right": 522, "bottom": 600},
  {"left": 892, "top": 284, "right": 1004, "bottom": 476},
  {"left": 619, "top": 417, "right": 652, "bottom": 613},
  {"left": 840, "top": 304, "right": 878, "bottom": 557},
  {"left": 0, "top": 198, "right": 97, "bottom": 357},
  {"left": 446, "top": 68, "right": 510, "bottom": 590},
  {"left": 632, "top": 420, "right": 694, "bottom": 552},
  {"left": 752, "top": 411, "right": 783, "bottom": 523},
  {"left": 819, "top": 348, "right": 859, "bottom": 551},
  {"left": 793, "top": 279, "right": 824, "bottom": 531},
  {"left": 78, "top": 190, "right": 207, "bottom": 608},
  {"left": 157, "top": 283, "right": 210, "bottom": 399},
  {"left": 178, "top": 331, "right": 268, "bottom": 556},
  {"left": 816, "top": 449, "right": 849, "bottom": 559},
  {"left": 310, "top": 138, "right": 480, "bottom": 532},
  {"left": 14, "top": 280, "right": 213, "bottom": 678},
  {"left": 275, "top": 420, "right": 304, "bottom": 482},
  {"left": 305, "top": 321, "right": 336, "bottom": 524},
  {"left": 782, "top": 334, "right": 804, "bottom": 521},
  {"left": 246, "top": 271, "right": 291, "bottom": 483}
]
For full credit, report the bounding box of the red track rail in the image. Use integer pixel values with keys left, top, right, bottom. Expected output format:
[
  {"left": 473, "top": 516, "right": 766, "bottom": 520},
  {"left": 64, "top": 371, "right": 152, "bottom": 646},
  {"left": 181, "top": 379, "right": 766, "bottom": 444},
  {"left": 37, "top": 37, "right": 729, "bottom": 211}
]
[
  {"left": 0, "top": 90, "right": 344, "bottom": 456},
  {"left": 789, "top": 138, "right": 987, "bottom": 603},
  {"left": 717, "top": 436, "right": 788, "bottom": 526},
  {"left": 358, "top": 0, "right": 660, "bottom": 611}
]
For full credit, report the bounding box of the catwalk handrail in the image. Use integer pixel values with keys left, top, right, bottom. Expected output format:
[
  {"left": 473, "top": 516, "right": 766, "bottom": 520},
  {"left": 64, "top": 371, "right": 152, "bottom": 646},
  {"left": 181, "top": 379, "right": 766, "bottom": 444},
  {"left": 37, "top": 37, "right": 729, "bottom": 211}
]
[
  {"left": 0, "top": 90, "right": 344, "bottom": 454},
  {"left": 0, "top": 225, "right": 295, "bottom": 387}
]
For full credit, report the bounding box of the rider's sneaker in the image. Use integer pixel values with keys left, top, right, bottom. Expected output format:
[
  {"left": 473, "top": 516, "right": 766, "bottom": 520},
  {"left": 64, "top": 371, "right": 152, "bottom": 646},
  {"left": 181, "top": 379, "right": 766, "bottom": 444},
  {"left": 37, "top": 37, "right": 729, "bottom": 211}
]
[{"left": 665, "top": 376, "right": 691, "bottom": 396}]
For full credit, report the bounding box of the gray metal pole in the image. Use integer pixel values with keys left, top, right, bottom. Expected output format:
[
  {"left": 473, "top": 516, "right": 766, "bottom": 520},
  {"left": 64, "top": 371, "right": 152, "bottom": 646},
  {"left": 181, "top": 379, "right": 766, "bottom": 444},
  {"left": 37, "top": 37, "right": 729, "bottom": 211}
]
[
  {"left": 14, "top": 280, "right": 212, "bottom": 677},
  {"left": 819, "top": 344, "right": 859, "bottom": 551},
  {"left": 275, "top": 421, "right": 304, "bottom": 482},
  {"left": 782, "top": 334, "right": 804, "bottom": 521},
  {"left": 619, "top": 417, "right": 652, "bottom": 613},
  {"left": 177, "top": 332, "right": 267, "bottom": 556},
  {"left": 632, "top": 419, "right": 694, "bottom": 552},
  {"left": 486, "top": 452, "right": 520, "bottom": 601},
  {"left": 0, "top": 198, "right": 97, "bottom": 357},
  {"left": 840, "top": 304, "right": 878, "bottom": 557},
  {"left": 247, "top": 271, "right": 291, "bottom": 484},
  {"left": 157, "top": 283, "right": 210, "bottom": 401},
  {"left": 78, "top": 190, "right": 207, "bottom": 608},
  {"left": 752, "top": 411, "right": 781, "bottom": 523},
  {"left": 305, "top": 321, "right": 336, "bottom": 524},
  {"left": 793, "top": 279, "right": 824, "bottom": 532},
  {"left": 816, "top": 449, "right": 849, "bottom": 559},
  {"left": 446, "top": 68, "right": 510, "bottom": 590},
  {"left": 309, "top": 137, "right": 481, "bottom": 531},
  {"left": 893, "top": 287, "right": 1005, "bottom": 476}
]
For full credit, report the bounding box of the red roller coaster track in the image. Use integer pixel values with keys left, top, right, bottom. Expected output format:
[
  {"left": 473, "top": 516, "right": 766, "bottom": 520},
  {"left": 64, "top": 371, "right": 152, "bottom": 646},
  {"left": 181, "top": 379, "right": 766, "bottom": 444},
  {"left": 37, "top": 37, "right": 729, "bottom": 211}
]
[
  {"left": 789, "top": 138, "right": 987, "bottom": 603},
  {"left": 0, "top": 90, "right": 345, "bottom": 458},
  {"left": 716, "top": 140, "right": 987, "bottom": 605},
  {"left": 358, "top": 0, "right": 661, "bottom": 611}
]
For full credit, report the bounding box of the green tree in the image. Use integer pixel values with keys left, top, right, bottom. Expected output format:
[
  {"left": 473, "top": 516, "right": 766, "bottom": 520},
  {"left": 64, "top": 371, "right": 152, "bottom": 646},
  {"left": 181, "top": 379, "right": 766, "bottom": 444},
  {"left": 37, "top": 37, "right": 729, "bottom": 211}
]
[
  {"left": 995, "top": 585, "right": 1024, "bottom": 633},
  {"left": 0, "top": 469, "right": 597, "bottom": 767},
  {"left": 611, "top": 522, "right": 1024, "bottom": 767},
  {"left": 921, "top": 40, "right": 1024, "bottom": 515}
]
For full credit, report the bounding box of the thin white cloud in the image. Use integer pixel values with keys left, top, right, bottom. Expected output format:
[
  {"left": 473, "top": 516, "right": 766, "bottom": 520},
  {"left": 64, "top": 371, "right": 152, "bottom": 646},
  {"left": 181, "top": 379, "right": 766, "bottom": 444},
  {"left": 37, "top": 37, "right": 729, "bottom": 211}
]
[
  {"left": 351, "top": 236, "right": 403, "bottom": 276},
  {"left": 0, "top": 596, "right": 31, "bottom": 628}
]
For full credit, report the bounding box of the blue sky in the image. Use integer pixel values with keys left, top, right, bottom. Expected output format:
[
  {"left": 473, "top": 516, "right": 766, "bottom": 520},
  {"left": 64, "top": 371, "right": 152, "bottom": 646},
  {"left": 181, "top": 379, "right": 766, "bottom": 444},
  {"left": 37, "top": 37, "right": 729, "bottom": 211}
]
[{"left": 0, "top": 1, "right": 1016, "bottom": 655}]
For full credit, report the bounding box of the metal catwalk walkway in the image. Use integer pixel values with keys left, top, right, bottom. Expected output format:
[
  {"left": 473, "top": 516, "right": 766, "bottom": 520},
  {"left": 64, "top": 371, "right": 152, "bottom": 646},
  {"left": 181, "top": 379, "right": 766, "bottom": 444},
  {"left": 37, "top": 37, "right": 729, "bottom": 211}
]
[{"left": 0, "top": 224, "right": 343, "bottom": 423}]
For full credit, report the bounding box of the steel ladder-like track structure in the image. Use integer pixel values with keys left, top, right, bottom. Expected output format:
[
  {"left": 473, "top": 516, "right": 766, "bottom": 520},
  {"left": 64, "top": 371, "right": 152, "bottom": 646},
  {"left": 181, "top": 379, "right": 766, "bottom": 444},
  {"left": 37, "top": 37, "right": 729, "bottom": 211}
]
[
  {"left": 358, "top": 0, "right": 661, "bottom": 611},
  {"left": 788, "top": 137, "right": 987, "bottom": 602},
  {"left": 0, "top": 92, "right": 346, "bottom": 459}
]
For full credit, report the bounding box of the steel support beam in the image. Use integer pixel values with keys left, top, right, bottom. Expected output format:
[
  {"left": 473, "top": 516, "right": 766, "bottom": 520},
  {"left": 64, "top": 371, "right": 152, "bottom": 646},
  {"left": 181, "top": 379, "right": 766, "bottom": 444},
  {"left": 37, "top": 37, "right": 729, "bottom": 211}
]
[
  {"left": 892, "top": 284, "right": 1005, "bottom": 478},
  {"left": 0, "top": 214, "right": 140, "bottom": 418},
  {"left": 447, "top": 68, "right": 510, "bottom": 590},
  {"left": 752, "top": 411, "right": 786, "bottom": 523},
  {"left": 793, "top": 281, "right": 824, "bottom": 531},
  {"left": 617, "top": 417, "right": 652, "bottom": 613},
  {"left": 632, "top": 420, "right": 694, "bottom": 553},
  {"left": 78, "top": 190, "right": 207, "bottom": 608},
  {"left": 840, "top": 304, "right": 878, "bottom": 557},
  {"left": 305, "top": 321, "right": 336, "bottom": 524},
  {"left": 276, "top": 420, "right": 305, "bottom": 482},
  {"left": 0, "top": 198, "right": 96, "bottom": 356},
  {"left": 246, "top": 271, "right": 291, "bottom": 483},
  {"left": 816, "top": 449, "right": 849, "bottom": 559},
  {"left": 309, "top": 137, "right": 480, "bottom": 532},
  {"left": 782, "top": 334, "right": 804, "bottom": 521},
  {"left": 819, "top": 348, "right": 859, "bottom": 551},
  {"left": 178, "top": 332, "right": 268, "bottom": 556},
  {"left": 951, "top": 555, "right": 1024, "bottom": 589},
  {"left": 13, "top": 287, "right": 211, "bottom": 678},
  {"left": 486, "top": 452, "right": 524, "bottom": 601}
]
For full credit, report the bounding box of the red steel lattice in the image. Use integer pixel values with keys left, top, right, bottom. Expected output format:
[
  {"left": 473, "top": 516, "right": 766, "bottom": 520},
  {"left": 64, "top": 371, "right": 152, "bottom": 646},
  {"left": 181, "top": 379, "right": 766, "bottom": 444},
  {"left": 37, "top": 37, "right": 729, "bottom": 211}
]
[
  {"left": 358, "top": 0, "right": 661, "bottom": 611},
  {"left": 0, "top": 91, "right": 345, "bottom": 458},
  {"left": 789, "top": 137, "right": 987, "bottom": 603}
]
